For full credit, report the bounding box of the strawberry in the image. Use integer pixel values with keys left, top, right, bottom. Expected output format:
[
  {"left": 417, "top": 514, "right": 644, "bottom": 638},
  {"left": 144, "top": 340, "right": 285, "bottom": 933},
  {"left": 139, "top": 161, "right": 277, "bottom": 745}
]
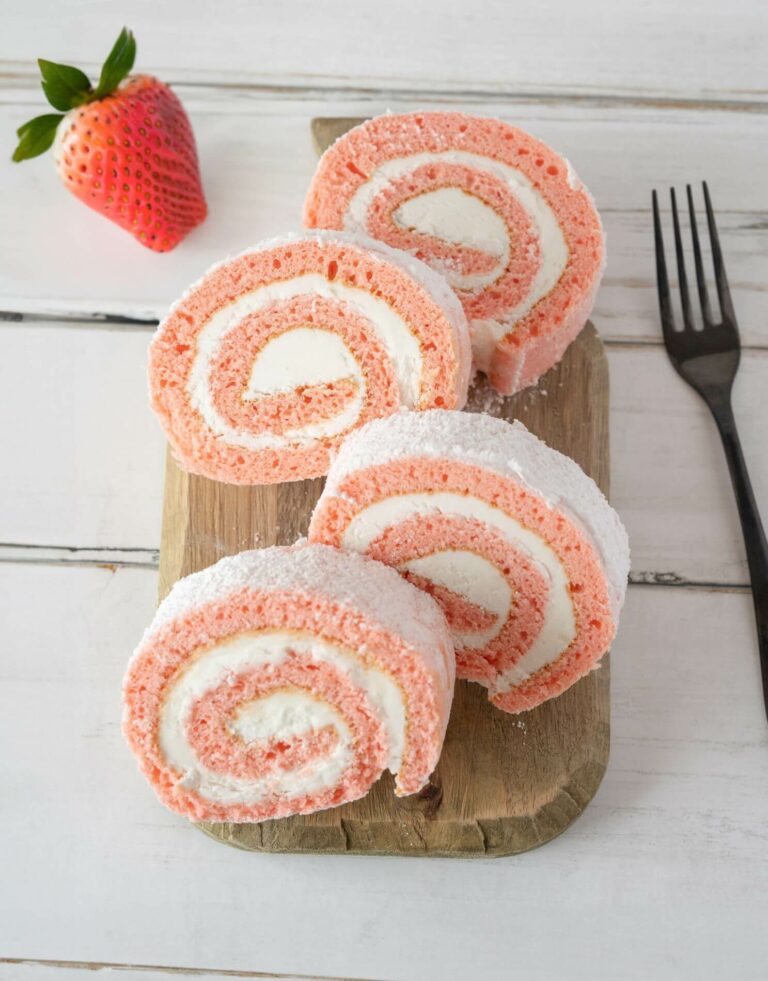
[{"left": 12, "top": 28, "right": 207, "bottom": 252}]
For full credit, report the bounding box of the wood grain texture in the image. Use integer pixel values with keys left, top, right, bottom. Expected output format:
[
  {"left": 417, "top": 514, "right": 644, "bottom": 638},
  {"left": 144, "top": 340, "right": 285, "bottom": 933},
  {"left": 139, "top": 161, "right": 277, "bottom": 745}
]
[
  {"left": 0, "top": 961, "right": 337, "bottom": 981},
  {"left": 3, "top": 321, "right": 766, "bottom": 590},
  {"left": 3, "top": 0, "right": 766, "bottom": 103},
  {"left": 3, "top": 564, "right": 766, "bottom": 978},
  {"left": 2, "top": 4, "right": 768, "bottom": 974},
  {"left": 158, "top": 314, "right": 610, "bottom": 856},
  {"left": 2, "top": 94, "right": 766, "bottom": 346}
]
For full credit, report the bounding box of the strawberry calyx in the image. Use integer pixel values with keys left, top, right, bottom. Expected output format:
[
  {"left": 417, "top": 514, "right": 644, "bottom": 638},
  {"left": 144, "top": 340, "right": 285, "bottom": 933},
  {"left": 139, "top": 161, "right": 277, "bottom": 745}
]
[{"left": 12, "top": 27, "right": 137, "bottom": 162}]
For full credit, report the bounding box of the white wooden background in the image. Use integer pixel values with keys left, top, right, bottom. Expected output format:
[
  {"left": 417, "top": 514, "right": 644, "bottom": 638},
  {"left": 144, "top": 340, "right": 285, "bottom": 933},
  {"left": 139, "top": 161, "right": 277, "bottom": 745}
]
[{"left": 1, "top": 2, "right": 767, "bottom": 979}]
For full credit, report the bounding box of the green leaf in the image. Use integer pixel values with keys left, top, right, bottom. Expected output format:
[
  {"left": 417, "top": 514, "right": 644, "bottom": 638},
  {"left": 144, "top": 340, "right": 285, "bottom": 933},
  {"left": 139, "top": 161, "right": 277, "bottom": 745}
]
[
  {"left": 38, "top": 59, "right": 92, "bottom": 111},
  {"left": 93, "top": 27, "right": 136, "bottom": 99},
  {"left": 12, "top": 113, "right": 64, "bottom": 162}
]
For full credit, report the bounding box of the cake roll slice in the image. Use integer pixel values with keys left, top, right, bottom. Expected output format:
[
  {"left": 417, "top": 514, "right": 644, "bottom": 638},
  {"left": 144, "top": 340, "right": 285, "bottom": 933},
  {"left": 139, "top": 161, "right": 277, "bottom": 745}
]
[
  {"left": 309, "top": 411, "right": 629, "bottom": 713},
  {"left": 304, "top": 111, "right": 604, "bottom": 395},
  {"left": 149, "top": 231, "right": 471, "bottom": 484},
  {"left": 123, "top": 544, "right": 454, "bottom": 822}
]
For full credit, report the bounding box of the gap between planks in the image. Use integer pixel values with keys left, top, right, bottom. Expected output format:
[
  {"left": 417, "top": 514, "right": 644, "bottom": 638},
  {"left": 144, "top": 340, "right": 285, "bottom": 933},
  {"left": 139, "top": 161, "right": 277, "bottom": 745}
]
[
  {"left": 0, "top": 958, "right": 374, "bottom": 981},
  {"left": 0, "top": 543, "right": 159, "bottom": 569},
  {"left": 0, "top": 544, "right": 753, "bottom": 594},
  {"left": 4, "top": 315, "right": 768, "bottom": 356},
  {"left": 1, "top": 70, "right": 767, "bottom": 114}
]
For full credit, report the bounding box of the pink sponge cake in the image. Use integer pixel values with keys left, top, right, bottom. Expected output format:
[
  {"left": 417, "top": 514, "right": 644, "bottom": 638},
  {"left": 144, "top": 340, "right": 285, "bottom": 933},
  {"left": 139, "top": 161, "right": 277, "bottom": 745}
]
[
  {"left": 148, "top": 231, "right": 471, "bottom": 484},
  {"left": 123, "top": 544, "right": 454, "bottom": 822},
  {"left": 304, "top": 111, "right": 605, "bottom": 395},
  {"left": 309, "top": 411, "right": 629, "bottom": 714}
]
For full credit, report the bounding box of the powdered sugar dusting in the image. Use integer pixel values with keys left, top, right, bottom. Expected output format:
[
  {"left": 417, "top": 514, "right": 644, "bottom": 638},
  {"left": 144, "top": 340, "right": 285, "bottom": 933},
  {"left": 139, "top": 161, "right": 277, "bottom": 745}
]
[
  {"left": 136, "top": 543, "right": 454, "bottom": 690},
  {"left": 323, "top": 410, "right": 630, "bottom": 620}
]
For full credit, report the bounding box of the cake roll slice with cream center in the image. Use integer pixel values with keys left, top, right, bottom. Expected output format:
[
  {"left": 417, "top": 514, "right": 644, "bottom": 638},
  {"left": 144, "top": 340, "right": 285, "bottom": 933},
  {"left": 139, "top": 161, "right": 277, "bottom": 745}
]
[
  {"left": 123, "top": 544, "right": 454, "bottom": 822},
  {"left": 309, "top": 411, "right": 629, "bottom": 713},
  {"left": 149, "top": 231, "right": 471, "bottom": 484},
  {"left": 304, "top": 111, "right": 605, "bottom": 395}
]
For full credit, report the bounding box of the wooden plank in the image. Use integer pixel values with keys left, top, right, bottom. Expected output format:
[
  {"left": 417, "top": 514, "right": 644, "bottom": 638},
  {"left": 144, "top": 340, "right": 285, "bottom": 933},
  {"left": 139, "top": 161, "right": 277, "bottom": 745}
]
[
  {"left": 611, "top": 345, "right": 768, "bottom": 587},
  {"left": 157, "top": 320, "right": 610, "bottom": 856},
  {"left": 1, "top": 0, "right": 766, "bottom": 102},
  {"left": 0, "top": 962, "right": 337, "bottom": 981},
  {"left": 1, "top": 93, "right": 766, "bottom": 345},
  {"left": 0, "top": 323, "right": 164, "bottom": 551},
  {"left": 2, "top": 563, "right": 767, "bottom": 979},
  {"left": 2, "top": 322, "right": 765, "bottom": 587}
]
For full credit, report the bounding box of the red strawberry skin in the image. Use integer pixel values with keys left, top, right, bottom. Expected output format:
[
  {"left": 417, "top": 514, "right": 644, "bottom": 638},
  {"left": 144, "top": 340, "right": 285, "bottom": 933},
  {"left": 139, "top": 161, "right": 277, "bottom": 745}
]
[{"left": 54, "top": 75, "right": 206, "bottom": 252}]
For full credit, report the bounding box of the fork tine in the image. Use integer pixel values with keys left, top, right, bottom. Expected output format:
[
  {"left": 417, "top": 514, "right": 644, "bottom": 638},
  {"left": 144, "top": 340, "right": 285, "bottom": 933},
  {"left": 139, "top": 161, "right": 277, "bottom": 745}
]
[
  {"left": 670, "top": 188, "right": 696, "bottom": 331},
  {"left": 653, "top": 190, "right": 677, "bottom": 343},
  {"left": 703, "top": 181, "right": 738, "bottom": 328},
  {"left": 687, "top": 184, "right": 714, "bottom": 328}
]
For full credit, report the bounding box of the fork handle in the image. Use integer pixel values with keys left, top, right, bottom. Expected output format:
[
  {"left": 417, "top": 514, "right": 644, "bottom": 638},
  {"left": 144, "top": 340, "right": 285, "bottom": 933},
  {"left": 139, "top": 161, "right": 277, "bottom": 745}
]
[{"left": 710, "top": 397, "right": 768, "bottom": 718}]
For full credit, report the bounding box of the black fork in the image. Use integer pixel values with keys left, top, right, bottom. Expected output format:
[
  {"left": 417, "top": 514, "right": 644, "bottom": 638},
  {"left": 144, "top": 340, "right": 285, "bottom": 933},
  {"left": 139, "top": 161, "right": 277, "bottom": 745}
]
[{"left": 653, "top": 183, "right": 768, "bottom": 721}]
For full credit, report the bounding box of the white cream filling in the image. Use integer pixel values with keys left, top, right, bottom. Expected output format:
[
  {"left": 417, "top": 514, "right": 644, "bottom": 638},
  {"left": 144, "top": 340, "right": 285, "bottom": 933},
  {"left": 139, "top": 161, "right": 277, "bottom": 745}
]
[
  {"left": 402, "top": 549, "right": 511, "bottom": 650},
  {"left": 188, "top": 274, "right": 423, "bottom": 450},
  {"left": 393, "top": 187, "right": 510, "bottom": 290},
  {"left": 341, "top": 492, "right": 576, "bottom": 685},
  {"left": 243, "top": 326, "right": 364, "bottom": 441},
  {"left": 245, "top": 326, "right": 358, "bottom": 396},
  {"left": 159, "top": 630, "right": 406, "bottom": 804},
  {"left": 344, "top": 150, "right": 568, "bottom": 369},
  {"left": 230, "top": 690, "right": 342, "bottom": 743}
]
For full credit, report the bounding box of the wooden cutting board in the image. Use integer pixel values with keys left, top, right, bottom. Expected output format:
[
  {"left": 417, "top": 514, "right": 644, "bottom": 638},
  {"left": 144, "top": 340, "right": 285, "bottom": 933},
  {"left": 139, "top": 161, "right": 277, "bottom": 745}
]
[{"left": 156, "top": 119, "right": 611, "bottom": 857}]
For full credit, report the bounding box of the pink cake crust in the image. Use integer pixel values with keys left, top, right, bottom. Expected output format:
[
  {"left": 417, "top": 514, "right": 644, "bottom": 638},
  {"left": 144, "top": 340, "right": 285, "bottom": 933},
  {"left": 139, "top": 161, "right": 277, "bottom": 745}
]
[
  {"left": 309, "top": 412, "right": 629, "bottom": 713},
  {"left": 208, "top": 296, "right": 398, "bottom": 436},
  {"left": 369, "top": 513, "right": 548, "bottom": 686},
  {"left": 324, "top": 410, "right": 629, "bottom": 618},
  {"left": 148, "top": 231, "right": 472, "bottom": 485},
  {"left": 123, "top": 545, "right": 455, "bottom": 821},
  {"left": 304, "top": 111, "right": 605, "bottom": 395}
]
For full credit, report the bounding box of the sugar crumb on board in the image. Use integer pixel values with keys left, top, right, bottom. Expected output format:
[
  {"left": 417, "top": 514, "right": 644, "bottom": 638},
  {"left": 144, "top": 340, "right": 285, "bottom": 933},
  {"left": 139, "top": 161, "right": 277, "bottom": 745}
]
[{"left": 473, "top": 386, "right": 505, "bottom": 415}]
